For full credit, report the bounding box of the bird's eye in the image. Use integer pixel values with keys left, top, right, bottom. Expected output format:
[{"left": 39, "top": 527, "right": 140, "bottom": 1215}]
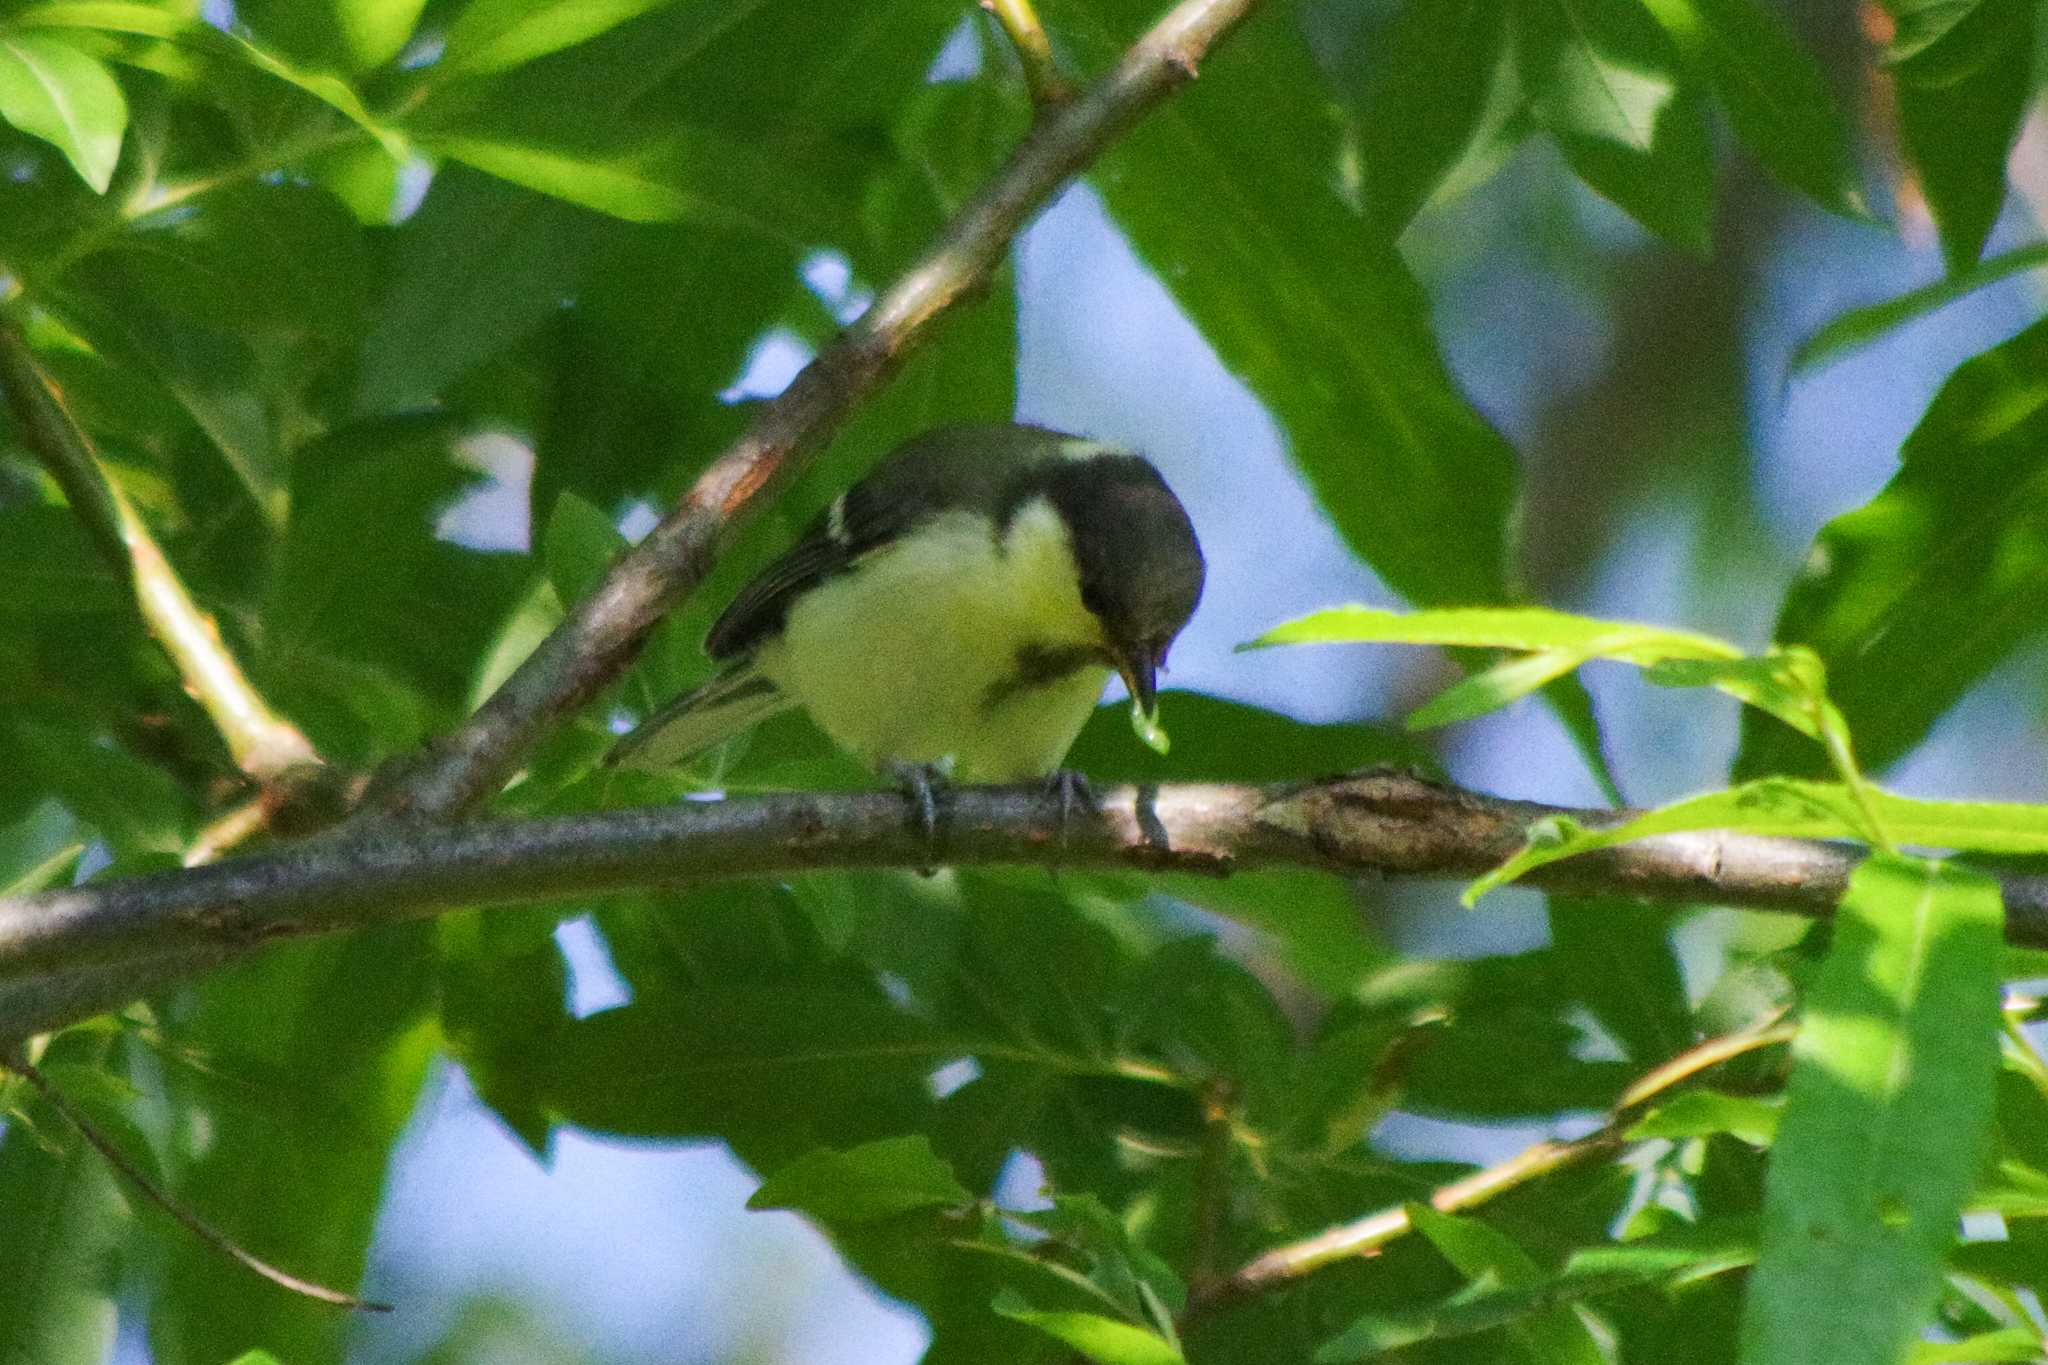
[{"left": 1079, "top": 580, "right": 1106, "bottom": 617}]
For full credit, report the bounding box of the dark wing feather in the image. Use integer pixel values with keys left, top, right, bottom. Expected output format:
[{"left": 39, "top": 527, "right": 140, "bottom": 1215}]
[{"left": 704, "top": 424, "right": 1071, "bottom": 659}]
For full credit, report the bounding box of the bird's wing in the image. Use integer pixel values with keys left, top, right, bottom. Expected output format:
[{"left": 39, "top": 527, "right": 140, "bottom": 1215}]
[
  {"left": 605, "top": 660, "right": 794, "bottom": 770},
  {"left": 704, "top": 426, "right": 1052, "bottom": 659}
]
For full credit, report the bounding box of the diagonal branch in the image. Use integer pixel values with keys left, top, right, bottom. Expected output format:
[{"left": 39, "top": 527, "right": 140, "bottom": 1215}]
[
  {"left": 369, "top": 0, "right": 1270, "bottom": 824},
  {"left": 0, "top": 320, "right": 321, "bottom": 786},
  {"left": 9, "top": 768, "right": 2048, "bottom": 1044}
]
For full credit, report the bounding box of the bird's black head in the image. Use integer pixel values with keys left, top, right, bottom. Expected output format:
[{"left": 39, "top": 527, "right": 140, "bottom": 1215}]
[{"left": 1038, "top": 450, "right": 1205, "bottom": 718}]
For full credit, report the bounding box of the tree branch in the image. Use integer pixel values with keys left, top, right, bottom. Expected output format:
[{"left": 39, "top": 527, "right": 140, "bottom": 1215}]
[
  {"left": 368, "top": 0, "right": 1269, "bottom": 824},
  {"left": 10, "top": 768, "right": 2048, "bottom": 1045},
  {"left": 0, "top": 319, "right": 321, "bottom": 785}
]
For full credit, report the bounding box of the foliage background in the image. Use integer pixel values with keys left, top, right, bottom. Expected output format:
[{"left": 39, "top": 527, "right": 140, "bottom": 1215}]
[{"left": 3, "top": 0, "right": 2048, "bottom": 1361}]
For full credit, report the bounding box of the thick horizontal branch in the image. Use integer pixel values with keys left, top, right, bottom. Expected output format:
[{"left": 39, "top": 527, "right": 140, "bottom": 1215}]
[
  {"left": 374, "top": 0, "right": 1268, "bottom": 823},
  {"left": 8, "top": 769, "right": 2048, "bottom": 1045}
]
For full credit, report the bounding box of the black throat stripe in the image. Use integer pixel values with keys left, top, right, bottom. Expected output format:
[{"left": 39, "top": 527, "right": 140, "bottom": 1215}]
[{"left": 982, "top": 642, "right": 1103, "bottom": 711}]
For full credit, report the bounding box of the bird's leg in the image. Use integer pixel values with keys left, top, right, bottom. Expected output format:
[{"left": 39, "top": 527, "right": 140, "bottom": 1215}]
[
  {"left": 1042, "top": 768, "right": 1098, "bottom": 847},
  {"left": 882, "top": 757, "right": 954, "bottom": 870}
]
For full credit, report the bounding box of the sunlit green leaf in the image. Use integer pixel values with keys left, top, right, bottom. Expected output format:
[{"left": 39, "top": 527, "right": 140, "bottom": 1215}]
[
  {"left": 992, "top": 1290, "right": 1184, "bottom": 1365},
  {"left": 440, "top": 0, "right": 679, "bottom": 76},
  {"left": 1517, "top": 0, "right": 1715, "bottom": 250},
  {"left": 1740, "top": 855, "right": 2003, "bottom": 1365},
  {"left": 1629, "top": 1090, "right": 1781, "bottom": 1145},
  {"left": 0, "top": 30, "right": 126, "bottom": 191}
]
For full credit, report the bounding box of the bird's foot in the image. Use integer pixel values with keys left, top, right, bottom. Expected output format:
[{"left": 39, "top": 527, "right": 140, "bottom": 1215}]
[
  {"left": 883, "top": 758, "right": 954, "bottom": 872},
  {"left": 1042, "top": 768, "right": 1098, "bottom": 846}
]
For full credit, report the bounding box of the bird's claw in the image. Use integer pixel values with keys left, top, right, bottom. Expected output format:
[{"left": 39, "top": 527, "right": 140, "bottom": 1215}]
[
  {"left": 884, "top": 759, "right": 952, "bottom": 872},
  {"left": 1043, "top": 768, "right": 1098, "bottom": 848}
]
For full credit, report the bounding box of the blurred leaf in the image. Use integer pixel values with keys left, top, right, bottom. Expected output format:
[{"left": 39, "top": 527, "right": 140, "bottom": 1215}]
[
  {"left": 335, "top": 0, "right": 427, "bottom": 67},
  {"left": 1879, "top": 0, "right": 1990, "bottom": 58},
  {"left": 992, "top": 1290, "right": 1184, "bottom": 1365},
  {"left": 1891, "top": 0, "right": 2034, "bottom": 270},
  {"left": 1468, "top": 777, "right": 2048, "bottom": 900},
  {"left": 1640, "top": 0, "right": 1865, "bottom": 216},
  {"left": 1067, "top": 691, "right": 1425, "bottom": 783},
  {"left": 1628, "top": 1090, "right": 1781, "bottom": 1144},
  {"left": 1517, "top": 0, "right": 1716, "bottom": 250},
  {"left": 539, "top": 489, "right": 624, "bottom": 606},
  {"left": 1739, "top": 316, "right": 2048, "bottom": 779},
  {"left": 0, "top": 1031, "right": 128, "bottom": 1365},
  {"left": 0, "top": 30, "right": 126, "bottom": 191},
  {"left": 1548, "top": 895, "right": 1693, "bottom": 1064},
  {"left": 438, "top": 906, "right": 567, "bottom": 1154},
  {"left": 1051, "top": 0, "right": 1520, "bottom": 606},
  {"left": 440, "top": 0, "right": 678, "bottom": 76},
  {"left": 357, "top": 167, "right": 606, "bottom": 412},
  {"left": 1352, "top": 0, "right": 1523, "bottom": 233},
  {"left": 0, "top": 503, "right": 124, "bottom": 613},
  {"left": 1906, "top": 1329, "right": 2048, "bottom": 1364},
  {"left": 748, "top": 1134, "right": 972, "bottom": 1222},
  {"left": 1793, "top": 242, "right": 2048, "bottom": 372},
  {"left": 1740, "top": 856, "right": 2004, "bottom": 1364},
  {"left": 1408, "top": 1205, "right": 1605, "bottom": 1365},
  {"left": 1318, "top": 1217, "right": 1757, "bottom": 1359}
]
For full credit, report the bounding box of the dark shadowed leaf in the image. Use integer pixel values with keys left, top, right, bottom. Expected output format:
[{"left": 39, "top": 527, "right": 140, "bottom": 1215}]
[
  {"left": 1048, "top": 0, "right": 1520, "bottom": 607},
  {"left": 1738, "top": 317, "right": 2048, "bottom": 779},
  {"left": 748, "top": 1134, "right": 972, "bottom": 1222},
  {"left": 1891, "top": 0, "right": 2035, "bottom": 271}
]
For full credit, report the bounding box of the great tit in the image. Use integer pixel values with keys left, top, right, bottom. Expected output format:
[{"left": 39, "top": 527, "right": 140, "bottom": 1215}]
[{"left": 607, "top": 423, "right": 1206, "bottom": 788}]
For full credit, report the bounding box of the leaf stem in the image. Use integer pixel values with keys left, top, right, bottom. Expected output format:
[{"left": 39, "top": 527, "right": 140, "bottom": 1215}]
[
  {"left": 981, "top": 0, "right": 1075, "bottom": 108},
  {"left": 0, "top": 320, "right": 321, "bottom": 782},
  {"left": 6, "top": 1053, "right": 391, "bottom": 1312}
]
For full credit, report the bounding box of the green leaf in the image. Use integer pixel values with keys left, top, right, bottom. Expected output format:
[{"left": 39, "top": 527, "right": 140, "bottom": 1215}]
[
  {"left": 1318, "top": 1219, "right": 1759, "bottom": 1359},
  {"left": 438, "top": 905, "right": 568, "bottom": 1154},
  {"left": 1628, "top": 1090, "right": 1781, "bottom": 1145},
  {"left": 1904, "top": 1328, "right": 2048, "bottom": 1363},
  {"left": 0, "top": 1032, "right": 128, "bottom": 1365},
  {"left": 355, "top": 166, "right": 604, "bottom": 412},
  {"left": 151, "top": 930, "right": 437, "bottom": 1365},
  {"left": 748, "top": 1135, "right": 972, "bottom": 1222},
  {"left": 224, "top": 1354, "right": 288, "bottom": 1365},
  {"left": 0, "top": 504, "right": 124, "bottom": 614},
  {"left": 992, "top": 1290, "right": 1185, "bottom": 1365},
  {"left": 1793, "top": 242, "right": 2048, "bottom": 372},
  {"left": 1640, "top": 0, "right": 1865, "bottom": 216},
  {"left": 440, "top": 0, "right": 678, "bottom": 76},
  {"left": 540, "top": 489, "right": 625, "bottom": 607},
  {"left": 334, "top": 0, "right": 428, "bottom": 67},
  {"left": 1467, "top": 777, "right": 2048, "bottom": 900},
  {"left": 1517, "top": 0, "right": 1716, "bottom": 250},
  {"left": 1892, "top": 0, "right": 2034, "bottom": 271},
  {"left": 1052, "top": 0, "right": 1520, "bottom": 606},
  {"left": 1352, "top": 0, "right": 1522, "bottom": 233},
  {"left": 1409, "top": 1205, "right": 1606, "bottom": 1365},
  {"left": 1740, "top": 856, "right": 2004, "bottom": 1365},
  {"left": 1248, "top": 604, "right": 1743, "bottom": 660},
  {"left": 0, "top": 30, "right": 127, "bottom": 191},
  {"left": 1879, "top": 0, "right": 1989, "bottom": 59},
  {"left": 1739, "top": 316, "right": 2048, "bottom": 779}
]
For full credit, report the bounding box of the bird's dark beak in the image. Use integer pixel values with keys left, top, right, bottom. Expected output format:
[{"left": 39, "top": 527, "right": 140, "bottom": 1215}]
[{"left": 1117, "top": 642, "right": 1159, "bottom": 721}]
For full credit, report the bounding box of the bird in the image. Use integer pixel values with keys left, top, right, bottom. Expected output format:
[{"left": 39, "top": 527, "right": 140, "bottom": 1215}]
[{"left": 606, "top": 422, "right": 1205, "bottom": 821}]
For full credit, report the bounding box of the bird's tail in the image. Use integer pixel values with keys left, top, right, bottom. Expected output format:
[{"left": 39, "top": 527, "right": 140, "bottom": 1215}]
[{"left": 604, "top": 662, "right": 794, "bottom": 771}]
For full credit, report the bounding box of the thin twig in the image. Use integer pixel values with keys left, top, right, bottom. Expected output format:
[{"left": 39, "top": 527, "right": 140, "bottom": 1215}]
[
  {"left": 370, "top": 0, "right": 1268, "bottom": 824},
  {"left": 982, "top": 0, "right": 1076, "bottom": 108},
  {"left": 10, "top": 767, "right": 2048, "bottom": 1045},
  {"left": 7, "top": 1054, "right": 390, "bottom": 1312},
  {"left": 1188, "top": 1012, "right": 1798, "bottom": 1317},
  {"left": 0, "top": 322, "right": 320, "bottom": 783}
]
